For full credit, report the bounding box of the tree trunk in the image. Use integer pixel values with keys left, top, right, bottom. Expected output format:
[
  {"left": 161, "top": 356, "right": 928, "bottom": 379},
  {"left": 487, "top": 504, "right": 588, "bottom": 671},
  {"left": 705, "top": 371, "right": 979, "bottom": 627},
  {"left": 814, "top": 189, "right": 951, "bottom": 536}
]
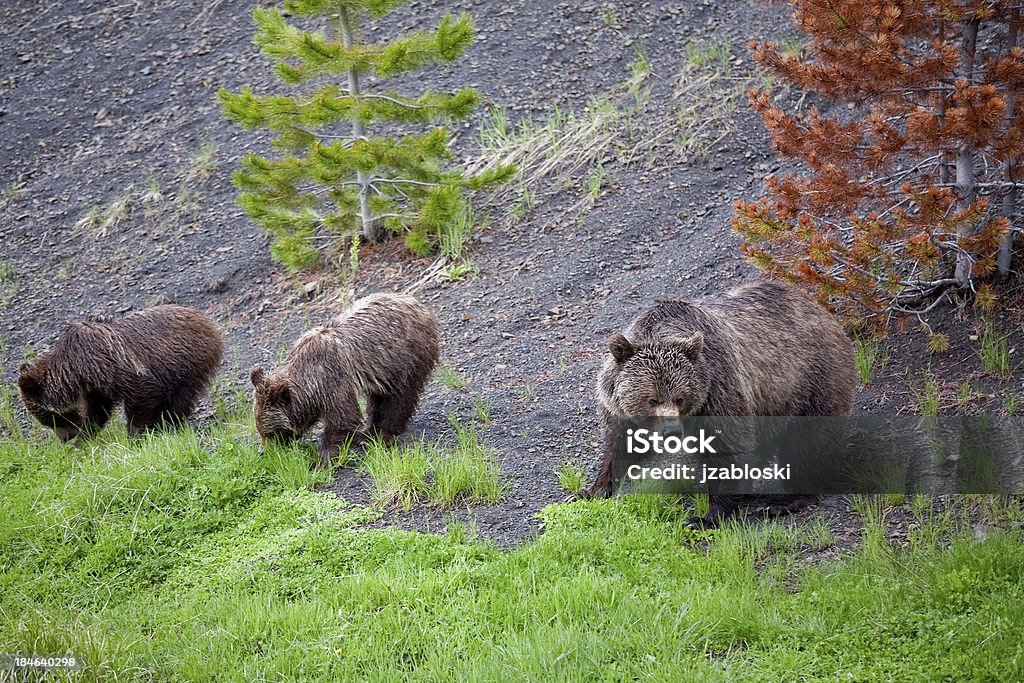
[
  {"left": 998, "top": 9, "right": 1020, "bottom": 279},
  {"left": 338, "top": 6, "right": 383, "bottom": 242},
  {"left": 954, "top": 16, "right": 979, "bottom": 287}
]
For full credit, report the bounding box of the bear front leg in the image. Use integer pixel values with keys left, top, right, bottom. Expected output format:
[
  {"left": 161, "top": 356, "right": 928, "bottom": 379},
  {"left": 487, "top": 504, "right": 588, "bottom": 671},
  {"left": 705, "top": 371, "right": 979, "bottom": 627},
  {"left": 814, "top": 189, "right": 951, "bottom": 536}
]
[
  {"left": 686, "top": 494, "right": 742, "bottom": 530},
  {"left": 83, "top": 391, "right": 115, "bottom": 436},
  {"left": 366, "top": 391, "right": 419, "bottom": 444},
  {"left": 124, "top": 401, "right": 162, "bottom": 435},
  {"left": 577, "top": 431, "right": 616, "bottom": 500},
  {"left": 318, "top": 404, "right": 363, "bottom": 468}
]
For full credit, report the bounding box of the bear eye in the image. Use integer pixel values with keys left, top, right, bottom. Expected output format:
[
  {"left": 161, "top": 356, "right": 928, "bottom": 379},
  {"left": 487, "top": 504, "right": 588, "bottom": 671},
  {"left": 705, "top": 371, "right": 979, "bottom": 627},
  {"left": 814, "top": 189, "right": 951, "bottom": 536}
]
[{"left": 648, "top": 399, "right": 661, "bottom": 407}]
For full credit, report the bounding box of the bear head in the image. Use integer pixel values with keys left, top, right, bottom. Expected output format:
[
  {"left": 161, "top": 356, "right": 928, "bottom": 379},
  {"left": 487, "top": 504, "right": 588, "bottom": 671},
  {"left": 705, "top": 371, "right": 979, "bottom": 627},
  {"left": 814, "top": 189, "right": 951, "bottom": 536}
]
[
  {"left": 18, "top": 360, "right": 85, "bottom": 442},
  {"left": 605, "top": 332, "right": 709, "bottom": 419},
  {"left": 250, "top": 366, "right": 299, "bottom": 449}
]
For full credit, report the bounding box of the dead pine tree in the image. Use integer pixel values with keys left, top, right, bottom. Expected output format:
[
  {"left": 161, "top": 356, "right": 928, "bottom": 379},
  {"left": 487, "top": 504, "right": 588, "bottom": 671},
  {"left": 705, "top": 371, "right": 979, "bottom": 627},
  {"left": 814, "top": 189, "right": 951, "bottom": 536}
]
[
  {"left": 220, "top": 0, "right": 513, "bottom": 269},
  {"left": 734, "top": 1, "right": 1024, "bottom": 332}
]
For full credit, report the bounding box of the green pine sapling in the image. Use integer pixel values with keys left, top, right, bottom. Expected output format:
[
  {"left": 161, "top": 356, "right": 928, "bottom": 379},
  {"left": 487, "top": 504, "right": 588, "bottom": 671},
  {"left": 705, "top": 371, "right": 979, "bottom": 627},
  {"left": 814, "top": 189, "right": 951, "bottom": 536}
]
[{"left": 219, "top": 0, "right": 514, "bottom": 269}]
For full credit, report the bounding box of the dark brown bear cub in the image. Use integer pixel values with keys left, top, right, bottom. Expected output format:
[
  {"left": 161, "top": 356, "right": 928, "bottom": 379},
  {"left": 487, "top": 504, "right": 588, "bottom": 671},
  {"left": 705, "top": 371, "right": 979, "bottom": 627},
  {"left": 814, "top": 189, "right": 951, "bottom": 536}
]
[
  {"left": 18, "top": 305, "right": 224, "bottom": 441},
  {"left": 250, "top": 293, "right": 439, "bottom": 465},
  {"left": 583, "top": 280, "right": 855, "bottom": 527}
]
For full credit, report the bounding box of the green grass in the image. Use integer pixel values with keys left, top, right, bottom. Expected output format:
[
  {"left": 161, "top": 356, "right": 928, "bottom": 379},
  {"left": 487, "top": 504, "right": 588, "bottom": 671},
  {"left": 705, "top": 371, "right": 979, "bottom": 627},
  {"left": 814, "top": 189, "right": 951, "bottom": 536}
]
[
  {"left": 435, "top": 364, "right": 468, "bottom": 390},
  {"left": 361, "top": 416, "right": 502, "bottom": 510},
  {"left": 428, "top": 418, "right": 502, "bottom": 506},
  {"left": 912, "top": 370, "right": 942, "bottom": 417},
  {"left": 555, "top": 462, "right": 586, "bottom": 495},
  {"left": 854, "top": 337, "right": 879, "bottom": 384},
  {"left": 360, "top": 439, "right": 431, "bottom": 510},
  {"left": 980, "top": 323, "right": 1013, "bottom": 377},
  {"left": 2, "top": 388, "right": 1024, "bottom": 680},
  {"left": 0, "top": 259, "right": 18, "bottom": 307},
  {"left": 438, "top": 203, "right": 474, "bottom": 261},
  {"left": 472, "top": 394, "right": 492, "bottom": 424}
]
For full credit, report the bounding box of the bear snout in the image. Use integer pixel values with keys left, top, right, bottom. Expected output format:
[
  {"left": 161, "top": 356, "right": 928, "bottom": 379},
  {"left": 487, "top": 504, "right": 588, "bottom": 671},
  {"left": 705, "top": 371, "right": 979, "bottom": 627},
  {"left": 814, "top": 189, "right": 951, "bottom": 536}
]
[
  {"left": 652, "top": 404, "right": 681, "bottom": 420},
  {"left": 660, "top": 422, "right": 684, "bottom": 438}
]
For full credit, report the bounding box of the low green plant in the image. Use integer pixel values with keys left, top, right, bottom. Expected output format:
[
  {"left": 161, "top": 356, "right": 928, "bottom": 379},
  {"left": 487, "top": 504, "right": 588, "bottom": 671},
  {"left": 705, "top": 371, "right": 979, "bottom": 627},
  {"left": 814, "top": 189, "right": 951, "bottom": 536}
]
[
  {"left": 956, "top": 380, "right": 974, "bottom": 408},
  {"left": 189, "top": 141, "right": 219, "bottom": 182},
  {"left": 586, "top": 163, "right": 612, "bottom": 199},
  {"left": 74, "top": 189, "right": 134, "bottom": 237},
  {"left": 1004, "top": 391, "right": 1019, "bottom": 416},
  {"left": 979, "top": 324, "right": 1013, "bottom": 377},
  {"left": 911, "top": 370, "right": 941, "bottom": 417},
  {"left": 360, "top": 417, "right": 501, "bottom": 509},
  {"left": 0, "top": 260, "right": 18, "bottom": 307},
  {"left": 854, "top": 338, "right": 879, "bottom": 385},
  {"left": 141, "top": 173, "right": 164, "bottom": 205},
  {"left": 441, "top": 260, "right": 478, "bottom": 282},
  {"left": 361, "top": 439, "right": 431, "bottom": 511},
  {"left": 435, "top": 365, "right": 468, "bottom": 390},
  {"left": 512, "top": 182, "right": 536, "bottom": 217},
  {"left": 472, "top": 394, "right": 492, "bottom": 424},
  {"left": 439, "top": 204, "right": 474, "bottom": 261},
  {"left": 2, "top": 180, "right": 26, "bottom": 203},
  {"left": 555, "top": 462, "right": 585, "bottom": 495},
  {"left": 685, "top": 39, "right": 732, "bottom": 68},
  {"left": 429, "top": 417, "right": 502, "bottom": 506},
  {"left": 599, "top": 3, "right": 620, "bottom": 28},
  {"left": 0, "top": 383, "right": 23, "bottom": 439}
]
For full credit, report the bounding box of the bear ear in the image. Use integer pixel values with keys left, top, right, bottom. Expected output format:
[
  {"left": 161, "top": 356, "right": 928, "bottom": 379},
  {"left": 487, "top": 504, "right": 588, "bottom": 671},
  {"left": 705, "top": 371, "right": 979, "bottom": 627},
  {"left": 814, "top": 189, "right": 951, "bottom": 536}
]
[
  {"left": 249, "top": 366, "right": 266, "bottom": 388},
  {"left": 609, "top": 334, "right": 636, "bottom": 364},
  {"left": 269, "top": 380, "right": 292, "bottom": 405},
  {"left": 669, "top": 332, "right": 703, "bottom": 362},
  {"left": 17, "top": 365, "right": 40, "bottom": 397}
]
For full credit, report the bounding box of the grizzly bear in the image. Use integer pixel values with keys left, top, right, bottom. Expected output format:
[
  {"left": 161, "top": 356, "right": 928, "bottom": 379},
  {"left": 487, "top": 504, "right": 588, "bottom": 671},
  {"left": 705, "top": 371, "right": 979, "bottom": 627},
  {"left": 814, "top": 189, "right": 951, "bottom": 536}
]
[
  {"left": 249, "top": 292, "right": 439, "bottom": 465},
  {"left": 18, "top": 305, "right": 224, "bottom": 441},
  {"left": 581, "top": 280, "right": 855, "bottom": 527}
]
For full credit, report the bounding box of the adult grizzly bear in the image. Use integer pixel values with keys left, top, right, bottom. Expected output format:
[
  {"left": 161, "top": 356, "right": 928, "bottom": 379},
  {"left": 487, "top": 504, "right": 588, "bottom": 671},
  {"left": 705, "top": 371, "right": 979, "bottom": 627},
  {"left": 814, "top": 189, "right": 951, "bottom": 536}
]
[
  {"left": 18, "top": 305, "right": 224, "bottom": 441},
  {"left": 250, "top": 293, "right": 439, "bottom": 465},
  {"left": 581, "top": 280, "right": 855, "bottom": 527}
]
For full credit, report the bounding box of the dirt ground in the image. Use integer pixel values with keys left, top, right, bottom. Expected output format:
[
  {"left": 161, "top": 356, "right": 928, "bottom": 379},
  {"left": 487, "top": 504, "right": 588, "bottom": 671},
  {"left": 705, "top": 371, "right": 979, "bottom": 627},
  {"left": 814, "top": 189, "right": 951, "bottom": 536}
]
[{"left": 3, "top": 0, "right": 1022, "bottom": 547}]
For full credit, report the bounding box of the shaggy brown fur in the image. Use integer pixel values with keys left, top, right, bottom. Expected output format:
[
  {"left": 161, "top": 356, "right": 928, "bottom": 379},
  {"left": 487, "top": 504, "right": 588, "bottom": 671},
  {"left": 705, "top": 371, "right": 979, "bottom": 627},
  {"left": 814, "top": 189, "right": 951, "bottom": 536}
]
[
  {"left": 582, "top": 280, "right": 855, "bottom": 526},
  {"left": 18, "top": 305, "right": 224, "bottom": 441},
  {"left": 250, "top": 293, "right": 439, "bottom": 465}
]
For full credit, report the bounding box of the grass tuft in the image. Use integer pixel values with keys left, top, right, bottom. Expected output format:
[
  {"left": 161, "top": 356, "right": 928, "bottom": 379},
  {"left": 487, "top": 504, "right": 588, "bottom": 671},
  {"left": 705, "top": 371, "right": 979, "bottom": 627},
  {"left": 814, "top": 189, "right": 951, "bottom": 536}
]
[
  {"left": 979, "top": 323, "right": 1013, "bottom": 377},
  {"left": 362, "top": 416, "right": 502, "bottom": 510},
  {"left": 555, "top": 462, "right": 586, "bottom": 495},
  {"left": 435, "top": 364, "right": 468, "bottom": 390},
  {"left": 854, "top": 337, "right": 879, "bottom": 384},
  {"left": 361, "top": 439, "right": 431, "bottom": 510},
  {"left": 911, "top": 370, "right": 941, "bottom": 417}
]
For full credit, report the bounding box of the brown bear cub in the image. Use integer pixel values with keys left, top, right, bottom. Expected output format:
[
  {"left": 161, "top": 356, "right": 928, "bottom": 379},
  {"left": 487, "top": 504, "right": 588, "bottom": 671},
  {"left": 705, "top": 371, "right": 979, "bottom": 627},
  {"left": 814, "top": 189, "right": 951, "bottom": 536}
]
[
  {"left": 18, "top": 305, "right": 224, "bottom": 441},
  {"left": 582, "top": 280, "right": 855, "bottom": 527},
  {"left": 250, "top": 293, "right": 439, "bottom": 465}
]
